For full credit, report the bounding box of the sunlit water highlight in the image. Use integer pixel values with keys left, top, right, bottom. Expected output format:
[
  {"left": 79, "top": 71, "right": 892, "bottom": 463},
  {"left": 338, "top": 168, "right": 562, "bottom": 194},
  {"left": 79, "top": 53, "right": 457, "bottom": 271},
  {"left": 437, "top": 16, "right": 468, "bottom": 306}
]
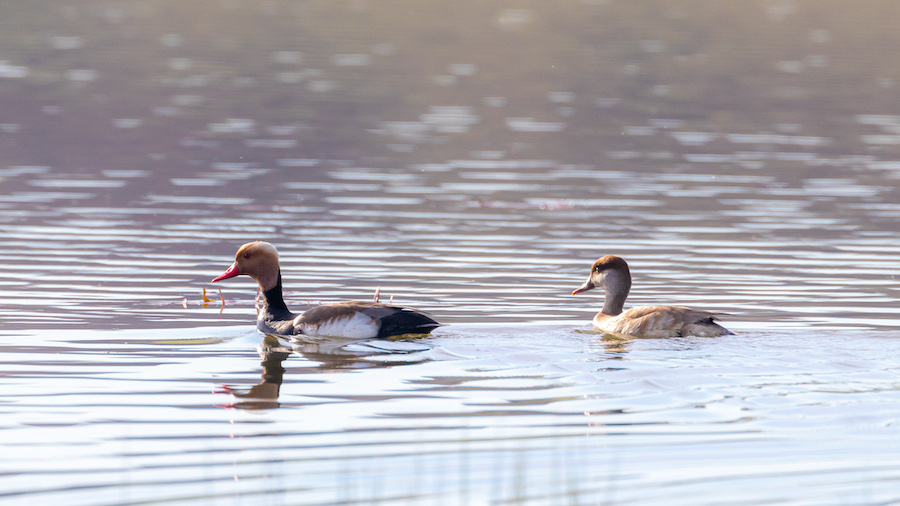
[
  {"left": 3, "top": 1, "right": 900, "bottom": 504},
  {"left": 4, "top": 325, "right": 900, "bottom": 505}
]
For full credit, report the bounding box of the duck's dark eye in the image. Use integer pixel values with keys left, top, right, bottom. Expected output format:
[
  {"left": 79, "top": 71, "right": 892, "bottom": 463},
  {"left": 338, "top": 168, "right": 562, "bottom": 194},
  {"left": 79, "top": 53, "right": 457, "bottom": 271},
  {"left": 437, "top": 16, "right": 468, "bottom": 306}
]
[{"left": 243, "top": 252, "right": 251, "bottom": 259}]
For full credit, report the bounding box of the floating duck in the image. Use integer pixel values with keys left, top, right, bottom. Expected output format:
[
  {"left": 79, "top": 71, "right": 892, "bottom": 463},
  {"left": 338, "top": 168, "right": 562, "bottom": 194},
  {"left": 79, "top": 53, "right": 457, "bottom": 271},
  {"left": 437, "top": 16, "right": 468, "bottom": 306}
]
[
  {"left": 212, "top": 241, "right": 440, "bottom": 338},
  {"left": 572, "top": 255, "right": 733, "bottom": 337}
]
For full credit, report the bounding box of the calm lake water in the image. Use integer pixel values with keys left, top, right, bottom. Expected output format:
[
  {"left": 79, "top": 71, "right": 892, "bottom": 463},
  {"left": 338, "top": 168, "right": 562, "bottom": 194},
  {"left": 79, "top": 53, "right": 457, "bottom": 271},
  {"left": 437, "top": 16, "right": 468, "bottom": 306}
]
[{"left": 3, "top": 1, "right": 900, "bottom": 504}]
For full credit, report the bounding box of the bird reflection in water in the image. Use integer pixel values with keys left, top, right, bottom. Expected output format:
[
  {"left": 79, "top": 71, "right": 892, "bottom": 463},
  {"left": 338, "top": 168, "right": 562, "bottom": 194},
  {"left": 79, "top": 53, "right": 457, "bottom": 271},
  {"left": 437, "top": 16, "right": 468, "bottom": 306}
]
[
  {"left": 587, "top": 330, "right": 712, "bottom": 359},
  {"left": 217, "top": 333, "right": 433, "bottom": 410},
  {"left": 598, "top": 333, "right": 632, "bottom": 354},
  {"left": 576, "top": 328, "right": 633, "bottom": 355}
]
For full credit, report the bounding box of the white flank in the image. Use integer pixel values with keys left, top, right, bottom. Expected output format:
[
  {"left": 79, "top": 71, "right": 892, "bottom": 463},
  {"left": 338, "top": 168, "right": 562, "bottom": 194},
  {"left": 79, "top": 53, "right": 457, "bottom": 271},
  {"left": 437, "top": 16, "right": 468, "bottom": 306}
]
[{"left": 296, "top": 311, "right": 380, "bottom": 339}]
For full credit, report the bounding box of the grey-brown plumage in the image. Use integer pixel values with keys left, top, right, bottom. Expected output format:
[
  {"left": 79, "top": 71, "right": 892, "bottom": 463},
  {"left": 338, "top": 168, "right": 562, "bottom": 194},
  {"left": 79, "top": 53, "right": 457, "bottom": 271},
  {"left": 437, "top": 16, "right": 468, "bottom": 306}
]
[{"left": 572, "top": 255, "right": 733, "bottom": 337}]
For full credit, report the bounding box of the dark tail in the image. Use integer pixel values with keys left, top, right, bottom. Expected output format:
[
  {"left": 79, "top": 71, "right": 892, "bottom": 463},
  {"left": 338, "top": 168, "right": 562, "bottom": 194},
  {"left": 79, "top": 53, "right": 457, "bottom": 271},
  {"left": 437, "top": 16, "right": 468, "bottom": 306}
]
[{"left": 377, "top": 309, "right": 441, "bottom": 338}]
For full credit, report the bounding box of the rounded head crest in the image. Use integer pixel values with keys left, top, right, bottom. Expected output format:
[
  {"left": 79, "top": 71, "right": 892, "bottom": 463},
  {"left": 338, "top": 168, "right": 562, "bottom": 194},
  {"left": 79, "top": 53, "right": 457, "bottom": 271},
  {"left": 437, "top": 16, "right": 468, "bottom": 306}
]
[
  {"left": 235, "top": 241, "right": 279, "bottom": 261},
  {"left": 591, "top": 255, "right": 629, "bottom": 273}
]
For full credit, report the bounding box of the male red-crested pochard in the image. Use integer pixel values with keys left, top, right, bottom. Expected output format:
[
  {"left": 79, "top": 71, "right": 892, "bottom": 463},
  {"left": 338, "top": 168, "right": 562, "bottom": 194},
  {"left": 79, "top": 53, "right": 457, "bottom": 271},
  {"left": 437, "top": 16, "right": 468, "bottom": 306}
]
[
  {"left": 211, "top": 241, "right": 440, "bottom": 338},
  {"left": 572, "top": 255, "right": 733, "bottom": 338}
]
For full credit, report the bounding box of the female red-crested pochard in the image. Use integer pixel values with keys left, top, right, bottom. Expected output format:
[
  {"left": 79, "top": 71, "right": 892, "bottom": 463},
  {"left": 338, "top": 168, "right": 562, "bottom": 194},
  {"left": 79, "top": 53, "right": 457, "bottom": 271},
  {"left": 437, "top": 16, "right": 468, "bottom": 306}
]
[
  {"left": 572, "top": 255, "right": 733, "bottom": 338},
  {"left": 211, "top": 241, "right": 440, "bottom": 338}
]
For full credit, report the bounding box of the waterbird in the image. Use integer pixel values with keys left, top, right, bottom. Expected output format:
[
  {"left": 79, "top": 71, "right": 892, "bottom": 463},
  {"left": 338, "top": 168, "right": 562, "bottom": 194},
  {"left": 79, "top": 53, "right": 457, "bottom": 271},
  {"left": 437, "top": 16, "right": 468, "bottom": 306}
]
[
  {"left": 212, "top": 241, "right": 440, "bottom": 338},
  {"left": 572, "top": 255, "right": 733, "bottom": 337}
]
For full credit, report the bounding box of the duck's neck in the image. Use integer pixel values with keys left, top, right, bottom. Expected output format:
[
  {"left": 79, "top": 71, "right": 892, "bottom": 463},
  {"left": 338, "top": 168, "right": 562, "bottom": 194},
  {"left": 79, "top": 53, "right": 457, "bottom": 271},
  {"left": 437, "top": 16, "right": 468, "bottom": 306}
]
[
  {"left": 601, "top": 291, "right": 627, "bottom": 316},
  {"left": 260, "top": 271, "right": 292, "bottom": 320},
  {"left": 600, "top": 270, "right": 631, "bottom": 316}
]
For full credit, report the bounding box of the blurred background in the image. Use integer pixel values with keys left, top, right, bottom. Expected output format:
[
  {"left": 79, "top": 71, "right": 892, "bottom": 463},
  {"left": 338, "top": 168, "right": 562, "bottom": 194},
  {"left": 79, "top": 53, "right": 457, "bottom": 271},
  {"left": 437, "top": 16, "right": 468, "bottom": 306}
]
[
  {"left": 1, "top": 0, "right": 899, "bottom": 329},
  {"left": 4, "top": 2, "right": 900, "bottom": 505},
  {"left": 4, "top": 1, "right": 900, "bottom": 167}
]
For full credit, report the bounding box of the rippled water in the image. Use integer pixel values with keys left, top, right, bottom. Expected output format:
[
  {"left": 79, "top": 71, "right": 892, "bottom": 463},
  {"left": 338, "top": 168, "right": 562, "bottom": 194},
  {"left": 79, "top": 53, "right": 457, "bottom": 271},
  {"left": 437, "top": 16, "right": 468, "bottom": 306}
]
[{"left": 3, "top": 1, "right": 900, "bottom": 504}]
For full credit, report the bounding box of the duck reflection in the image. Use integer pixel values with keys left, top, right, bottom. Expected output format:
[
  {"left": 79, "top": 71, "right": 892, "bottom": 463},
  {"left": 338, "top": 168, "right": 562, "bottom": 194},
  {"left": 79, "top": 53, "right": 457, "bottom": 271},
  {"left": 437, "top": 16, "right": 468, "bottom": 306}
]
[
  {"left": 218, "top": 333, "right": 433, "bottom": 410},
  {"left": 598, "top": 333, "right": 632, "bottom": 354},
  {"left": 576, "top": 328, "right": 634, "bottom": 354},
  {"left": 588, "top": 330, "right": 711, "bottom": 359}
]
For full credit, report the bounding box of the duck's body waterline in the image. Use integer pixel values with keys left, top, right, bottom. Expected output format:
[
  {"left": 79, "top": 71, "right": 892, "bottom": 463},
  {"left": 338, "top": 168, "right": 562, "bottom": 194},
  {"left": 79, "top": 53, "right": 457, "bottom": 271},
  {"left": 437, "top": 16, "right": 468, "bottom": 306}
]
[
  {"left": 212, "top": 241, "right": 440, "bottom": 338},
  {"left": 573, "top": 255, "right": 732, "bottom": 338}
]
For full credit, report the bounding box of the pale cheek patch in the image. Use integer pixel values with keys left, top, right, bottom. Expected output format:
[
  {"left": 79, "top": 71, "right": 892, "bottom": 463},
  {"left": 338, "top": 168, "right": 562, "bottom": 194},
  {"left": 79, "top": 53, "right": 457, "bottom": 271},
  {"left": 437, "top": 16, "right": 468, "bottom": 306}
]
[{"left": 298, "top": 312, "right": 380, "bottom": 338}]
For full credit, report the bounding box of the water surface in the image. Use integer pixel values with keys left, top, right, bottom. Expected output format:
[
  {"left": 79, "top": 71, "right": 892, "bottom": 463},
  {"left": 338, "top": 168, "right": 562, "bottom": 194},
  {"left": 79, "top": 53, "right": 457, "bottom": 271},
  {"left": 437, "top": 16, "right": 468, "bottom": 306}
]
[{"left": 2, "top": 1, "right": 900, "bottom": 504}]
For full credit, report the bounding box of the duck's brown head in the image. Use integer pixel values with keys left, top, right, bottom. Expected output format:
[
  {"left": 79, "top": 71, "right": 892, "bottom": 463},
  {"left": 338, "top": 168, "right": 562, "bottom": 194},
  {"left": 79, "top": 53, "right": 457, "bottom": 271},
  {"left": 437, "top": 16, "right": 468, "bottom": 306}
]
[
  {"left": 572, "top": 255, "right": 631, "bottom": 296},
  {"left": 212, "top": 241, "right": 281, "bottom": 291}
]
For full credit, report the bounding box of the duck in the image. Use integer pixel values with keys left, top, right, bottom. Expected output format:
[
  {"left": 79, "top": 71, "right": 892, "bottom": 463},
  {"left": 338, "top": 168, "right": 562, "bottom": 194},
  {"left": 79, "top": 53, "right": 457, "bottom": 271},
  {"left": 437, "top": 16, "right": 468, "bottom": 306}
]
[
  {"left": 211, "top": 241, "right": 440, "bottom": 338},
  {"left": 572, "top": 255, "right": 733, "bottom": 337}
]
